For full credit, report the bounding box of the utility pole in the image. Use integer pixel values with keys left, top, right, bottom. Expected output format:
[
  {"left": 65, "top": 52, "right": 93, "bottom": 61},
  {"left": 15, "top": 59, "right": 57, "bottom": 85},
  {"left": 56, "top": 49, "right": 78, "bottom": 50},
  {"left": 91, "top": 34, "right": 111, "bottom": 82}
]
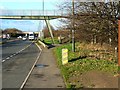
[
  {"left": 72, "top": 0, "right": 75, "bottom": 52},
  {"left": 118, "top": 16, "right": 120, "bottom": 66}
]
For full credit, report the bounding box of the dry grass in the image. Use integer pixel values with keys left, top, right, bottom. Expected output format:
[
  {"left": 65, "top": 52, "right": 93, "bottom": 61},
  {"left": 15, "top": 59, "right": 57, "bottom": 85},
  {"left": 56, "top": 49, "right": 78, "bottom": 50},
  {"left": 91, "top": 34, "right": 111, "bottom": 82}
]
[
  {"left": 76, "top": 43, "right": 117, "bottom": 61},
  {"left": 77, "top": 43, "right": 113, "bottom": 51}
]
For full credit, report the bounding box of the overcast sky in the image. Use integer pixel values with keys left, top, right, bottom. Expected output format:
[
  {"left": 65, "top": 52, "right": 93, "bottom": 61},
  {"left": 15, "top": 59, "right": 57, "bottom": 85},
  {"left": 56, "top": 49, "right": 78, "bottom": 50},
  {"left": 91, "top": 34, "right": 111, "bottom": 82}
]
[{"left": 0, "top": 0, "right": 66, "bottom": 32}]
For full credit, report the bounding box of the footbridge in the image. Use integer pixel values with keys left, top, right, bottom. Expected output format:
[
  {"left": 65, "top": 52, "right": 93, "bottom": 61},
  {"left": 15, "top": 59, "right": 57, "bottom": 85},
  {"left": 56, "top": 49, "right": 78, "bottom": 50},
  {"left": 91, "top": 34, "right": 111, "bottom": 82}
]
[
  {"left": 0, "top": 10, "right": 68, "bottom": 43},
  {"left": 0, "top": 10, "right": 68, "bottom": 20}
]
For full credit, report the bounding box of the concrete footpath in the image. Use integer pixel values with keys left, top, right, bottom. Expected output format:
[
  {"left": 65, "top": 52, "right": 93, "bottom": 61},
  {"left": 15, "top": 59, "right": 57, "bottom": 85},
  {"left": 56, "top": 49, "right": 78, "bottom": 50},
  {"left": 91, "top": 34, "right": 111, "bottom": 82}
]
[{"left": 24, "top": 45, "right": 65, "bottom": 88}]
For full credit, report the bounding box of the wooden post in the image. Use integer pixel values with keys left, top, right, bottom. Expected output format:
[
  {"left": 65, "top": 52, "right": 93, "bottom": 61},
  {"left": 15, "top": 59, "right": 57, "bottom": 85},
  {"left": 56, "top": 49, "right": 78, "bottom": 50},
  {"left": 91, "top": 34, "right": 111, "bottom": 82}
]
[
  {"left": 118, "top": 16, "right": 120, "bottom": 83},
  {"left": 118, "top": 16, "right": 120, "bottom": 66},
  {"left": 72, "top": 0, "right": 75, "bottom": 52}
]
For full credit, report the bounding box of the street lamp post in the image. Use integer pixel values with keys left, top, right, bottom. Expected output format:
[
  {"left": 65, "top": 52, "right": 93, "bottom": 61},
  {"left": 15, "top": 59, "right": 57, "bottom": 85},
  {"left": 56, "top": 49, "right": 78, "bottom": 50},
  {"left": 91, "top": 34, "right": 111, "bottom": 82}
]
[{"left": 72, "top": 0, "right": 75, "bottom": 52}]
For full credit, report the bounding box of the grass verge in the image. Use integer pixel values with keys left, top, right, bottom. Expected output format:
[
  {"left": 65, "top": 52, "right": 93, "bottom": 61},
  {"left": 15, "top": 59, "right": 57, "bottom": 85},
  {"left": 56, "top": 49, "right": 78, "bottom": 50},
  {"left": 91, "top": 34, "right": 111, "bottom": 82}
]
[
  {"left": 43, "top": 37, "right": 59, "bottom": 44},
  {"left": 53, "top": 43, "right": 118, "bottom": 88}
]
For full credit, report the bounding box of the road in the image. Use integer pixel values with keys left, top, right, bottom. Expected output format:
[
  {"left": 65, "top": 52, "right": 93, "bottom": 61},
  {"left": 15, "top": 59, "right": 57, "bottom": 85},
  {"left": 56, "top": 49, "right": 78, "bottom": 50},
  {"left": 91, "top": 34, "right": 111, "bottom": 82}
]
[
  {"left": 2, "top": 40, "right": 31, "bottom": 61},
  {"left": 2, "top": 40, "right": 40, "bottom": 88}
]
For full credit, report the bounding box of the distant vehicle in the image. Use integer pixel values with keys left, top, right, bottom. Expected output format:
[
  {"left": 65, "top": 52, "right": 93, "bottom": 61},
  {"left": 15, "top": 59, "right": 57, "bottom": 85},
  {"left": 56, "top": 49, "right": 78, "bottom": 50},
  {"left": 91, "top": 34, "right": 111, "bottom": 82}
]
[
  {"left": 6, "top": 34, "right": 10, "bottom": 39},
  {"left": 2, "top": 34, "right": 10, "bottom": 39},
  {"left": 28, "top": 32, "right": 35, "bottom": 40},
  {"left": 2, "top": 34, "right": 7, "bottom": 39},
  {"left": 22, "top": 36, "right": 27, "bottom": 40},
  {"left": 17, "top": 36, "right": 22, "bottom": 39}
]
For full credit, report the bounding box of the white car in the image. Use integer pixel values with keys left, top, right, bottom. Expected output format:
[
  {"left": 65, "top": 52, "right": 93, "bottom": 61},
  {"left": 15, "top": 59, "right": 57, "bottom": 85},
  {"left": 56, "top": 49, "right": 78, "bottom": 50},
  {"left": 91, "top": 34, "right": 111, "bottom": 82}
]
[
  {"left": 29, "top": 33, "right": 35, "bottom": 40},
  {"left": 22, "top": 37, "right": 27, "bottom": 40},
  {"left": 17, "top": 36, "right": 22, "bottom": 39}
]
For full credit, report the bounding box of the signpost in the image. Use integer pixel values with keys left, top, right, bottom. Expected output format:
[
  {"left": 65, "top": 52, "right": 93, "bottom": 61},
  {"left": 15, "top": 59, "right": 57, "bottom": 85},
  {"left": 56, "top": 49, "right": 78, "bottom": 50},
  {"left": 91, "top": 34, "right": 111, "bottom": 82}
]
[{"left": 62, "top": 49, "right": 68, "bottom": 65}]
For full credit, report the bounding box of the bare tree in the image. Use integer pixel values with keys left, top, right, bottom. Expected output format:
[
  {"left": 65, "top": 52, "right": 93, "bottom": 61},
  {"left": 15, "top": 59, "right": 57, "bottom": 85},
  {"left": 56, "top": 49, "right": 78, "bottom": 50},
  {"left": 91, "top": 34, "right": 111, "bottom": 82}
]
[
  {"left": 58, "top": 1, "right": 120, "bottom": 46},
  {"left": 42, "top": 25, "right": 55, "bottom": 38}
]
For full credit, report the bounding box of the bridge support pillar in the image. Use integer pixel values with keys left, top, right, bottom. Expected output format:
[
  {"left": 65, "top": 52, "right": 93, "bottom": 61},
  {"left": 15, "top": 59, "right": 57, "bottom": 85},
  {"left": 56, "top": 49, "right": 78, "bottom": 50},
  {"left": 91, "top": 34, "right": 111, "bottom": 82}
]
[{"left": 44, "top": 17, "right": 55, "bottom": 44}]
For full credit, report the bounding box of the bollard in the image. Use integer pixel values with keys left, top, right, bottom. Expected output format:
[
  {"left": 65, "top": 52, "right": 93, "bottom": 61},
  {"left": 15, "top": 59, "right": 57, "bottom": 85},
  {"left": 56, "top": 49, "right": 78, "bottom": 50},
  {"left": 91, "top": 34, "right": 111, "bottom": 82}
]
[{"left": 62, "top": 49, "right": 68, "bottom": 65}]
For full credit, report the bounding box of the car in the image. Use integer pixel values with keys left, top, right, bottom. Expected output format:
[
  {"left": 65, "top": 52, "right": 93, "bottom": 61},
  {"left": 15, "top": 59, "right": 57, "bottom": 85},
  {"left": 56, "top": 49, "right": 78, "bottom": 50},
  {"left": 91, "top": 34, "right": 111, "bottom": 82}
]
[
  {"left": 17, "top": 36, "right": 22, "bottom": 39},
  {"left": 22, "top": 36, "right": 27, "bottom": 40},
  {"left": 28, "top": 32, "right": 35, "bottom": 40}
]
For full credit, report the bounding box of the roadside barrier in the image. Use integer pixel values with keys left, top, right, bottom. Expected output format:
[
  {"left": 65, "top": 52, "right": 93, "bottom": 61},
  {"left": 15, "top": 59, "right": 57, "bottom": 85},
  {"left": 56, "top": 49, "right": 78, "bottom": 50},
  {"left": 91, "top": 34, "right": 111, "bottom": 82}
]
[{"left": 38, "top": 40, "right": 46, "bottom": 48}]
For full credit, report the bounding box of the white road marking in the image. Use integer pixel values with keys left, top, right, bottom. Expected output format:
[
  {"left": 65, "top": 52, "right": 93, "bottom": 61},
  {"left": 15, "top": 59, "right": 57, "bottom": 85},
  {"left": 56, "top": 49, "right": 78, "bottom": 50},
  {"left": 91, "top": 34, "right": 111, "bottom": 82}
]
[
  {"left": 20, "top": 42, "right": 42, "bottom": 89},
  {"left": 35, "top": 43, "right": 42, "bottom": 51},
  {"left": 2, "top": 42, "right": 33, "bottom": 63},
  {"left": 18, "top": 51, "right": 21, "bottom": 53},
  {"left": 16, "top": 52, "right": 19, "bottom": 54},
  {"left": 2, "top": 60, "right": 5, "bottom": 62},
  {"left": 22, "top": 48, "right": 24, "bottom": 50},
  {"left": 10, "top": 55, "right": 13, "bottom": 57},
  {"left": 6, "top": 57, "right": 10, "bottom": 60}
]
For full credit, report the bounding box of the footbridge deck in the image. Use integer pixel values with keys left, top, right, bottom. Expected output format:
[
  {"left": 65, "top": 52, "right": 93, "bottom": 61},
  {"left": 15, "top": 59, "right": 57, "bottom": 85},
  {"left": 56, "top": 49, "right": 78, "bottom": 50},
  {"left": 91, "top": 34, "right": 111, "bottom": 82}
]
[{"left": 0, "top": 10, "right": 68, "bottom": 20}]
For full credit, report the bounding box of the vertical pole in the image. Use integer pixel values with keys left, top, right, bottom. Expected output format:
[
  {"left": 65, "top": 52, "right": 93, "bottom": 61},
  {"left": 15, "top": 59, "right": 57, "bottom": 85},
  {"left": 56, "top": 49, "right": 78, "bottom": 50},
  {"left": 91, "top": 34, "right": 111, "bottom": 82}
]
[
  {"left": 118, "top": 17, "right": 120, "bottom": 90},
  {"left": 43, "top": 0, "right": 44, "bottom": 16},
  {"left": 38, "top": 21, "right": 41, "bottom": 40},
  {"left": 44, "top": 18, "right": 55, "bottom": 44},
  {"left": 118, "top": 17, "right": 120, "bottom": 66},
  {"left": 42, "top": 0, "right": 44, "bottom": 37},
  {"left": 72, "top": 0, "right": 75, "bottom": 52}
]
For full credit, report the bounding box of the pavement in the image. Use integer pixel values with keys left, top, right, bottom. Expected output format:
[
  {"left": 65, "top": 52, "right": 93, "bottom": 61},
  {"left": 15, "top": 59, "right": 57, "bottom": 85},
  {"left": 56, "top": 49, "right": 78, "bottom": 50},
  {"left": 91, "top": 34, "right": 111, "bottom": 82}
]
[{"left": 24, "top": 45, "right": 65, "bottom": 88}]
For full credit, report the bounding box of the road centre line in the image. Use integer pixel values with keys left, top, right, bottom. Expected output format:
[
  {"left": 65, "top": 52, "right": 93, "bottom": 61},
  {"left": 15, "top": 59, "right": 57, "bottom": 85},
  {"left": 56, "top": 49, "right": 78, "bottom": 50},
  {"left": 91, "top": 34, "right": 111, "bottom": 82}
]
[
  {"left": 10, "top": 55, "right": 13, "bottom": 57},
  {"left": 13, "top": 53, "right": 16, "bottom": 56},
  {"left": 16, "top": 52, "right": 19, "bottom": 54},
  {"left": 2, "top": 43, "right": 33, "bottom": 63},
  {"left": 2, "top": 60, "right": 5, "bottom": 62},
  {"left": 6, "top": 57, "right": 10, "bottom": 60},
  {"left": 18, "top": 50, "right": 21, "bottom": 53}
]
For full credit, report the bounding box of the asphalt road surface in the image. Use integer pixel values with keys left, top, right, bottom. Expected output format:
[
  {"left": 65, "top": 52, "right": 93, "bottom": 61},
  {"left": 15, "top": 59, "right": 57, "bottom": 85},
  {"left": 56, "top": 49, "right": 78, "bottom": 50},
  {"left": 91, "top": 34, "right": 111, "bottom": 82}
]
[
  {"left": 2, "top": 40, "right": 31, "bottom": 61},
  {"left": 2, "top": 40, "right": 40, "bottom": 88}
]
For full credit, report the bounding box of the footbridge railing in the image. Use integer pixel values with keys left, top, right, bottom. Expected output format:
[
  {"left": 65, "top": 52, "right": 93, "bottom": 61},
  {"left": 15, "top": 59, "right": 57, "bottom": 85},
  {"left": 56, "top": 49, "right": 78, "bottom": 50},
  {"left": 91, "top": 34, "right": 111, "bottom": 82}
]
[{"left": 0, "top": 9, "right": 68, "bottom": 16}]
